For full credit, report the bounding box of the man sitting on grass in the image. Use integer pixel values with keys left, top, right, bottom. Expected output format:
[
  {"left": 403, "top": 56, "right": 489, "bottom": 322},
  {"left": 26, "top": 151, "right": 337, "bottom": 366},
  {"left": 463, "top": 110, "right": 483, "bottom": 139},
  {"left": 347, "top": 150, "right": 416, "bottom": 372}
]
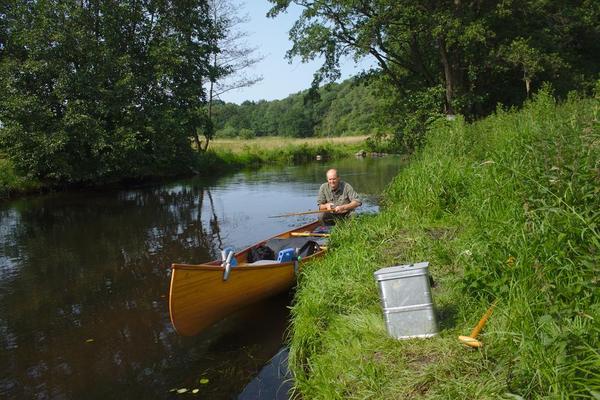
[{"left": 317, "top": 168, "right": 362, "bottom": 225}]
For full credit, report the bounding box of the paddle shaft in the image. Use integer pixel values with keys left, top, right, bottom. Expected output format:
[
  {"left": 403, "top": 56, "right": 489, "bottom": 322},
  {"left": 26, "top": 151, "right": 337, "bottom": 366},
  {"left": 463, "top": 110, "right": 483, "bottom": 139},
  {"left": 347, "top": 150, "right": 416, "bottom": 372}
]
[
  {"left": 269, "top": 209, "right": 329, "bottom": 218},
  {"left": 469, "top": 301, "right": 497, "bottom": 338},
  {"left": 290, "top": 232, "right": 330, "bottom": 237}
]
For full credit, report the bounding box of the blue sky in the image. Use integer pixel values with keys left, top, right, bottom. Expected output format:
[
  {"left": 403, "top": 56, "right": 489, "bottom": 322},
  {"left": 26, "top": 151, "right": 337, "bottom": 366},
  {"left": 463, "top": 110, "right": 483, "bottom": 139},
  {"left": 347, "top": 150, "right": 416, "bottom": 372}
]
[{"left": 218, "top": 1, "right": 375, "bottom": 104}]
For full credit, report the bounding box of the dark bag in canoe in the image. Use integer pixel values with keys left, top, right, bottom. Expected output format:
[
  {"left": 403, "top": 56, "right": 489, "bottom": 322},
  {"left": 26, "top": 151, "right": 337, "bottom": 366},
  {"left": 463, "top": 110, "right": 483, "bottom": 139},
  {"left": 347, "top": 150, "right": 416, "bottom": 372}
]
[
  {"left": 247, "top": 244, "right": 276, "bottom": 263},
  {"left": 297, "top": 240, "right": 320, "bottom": 258}
]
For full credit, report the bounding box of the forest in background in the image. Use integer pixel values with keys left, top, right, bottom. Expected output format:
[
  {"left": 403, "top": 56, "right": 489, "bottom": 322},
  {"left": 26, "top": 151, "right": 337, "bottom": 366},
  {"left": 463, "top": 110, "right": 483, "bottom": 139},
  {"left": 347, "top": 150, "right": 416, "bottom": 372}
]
[{"left": 211, "top": 78, "right": 389, "bottom": 140}]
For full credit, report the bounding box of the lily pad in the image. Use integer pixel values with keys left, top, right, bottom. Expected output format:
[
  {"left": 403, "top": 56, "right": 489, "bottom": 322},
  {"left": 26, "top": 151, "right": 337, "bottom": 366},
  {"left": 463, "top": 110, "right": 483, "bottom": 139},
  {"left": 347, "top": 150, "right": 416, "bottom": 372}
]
[{"left": 199, "top": 378, "right": 209, "bottom": 384}]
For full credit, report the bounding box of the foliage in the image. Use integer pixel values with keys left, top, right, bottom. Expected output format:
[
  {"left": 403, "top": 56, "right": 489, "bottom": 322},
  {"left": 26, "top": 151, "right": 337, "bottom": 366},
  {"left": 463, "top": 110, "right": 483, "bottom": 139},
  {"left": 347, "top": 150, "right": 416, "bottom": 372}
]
[
  {"left": 201, "top": 0, "right": 264, "bottom": 151},
  {"left": 0, "top": 0, "right": 219, "bottom": 183},
  {"left": 0, "top": 156, "right": 40, "bottom": 197},
  {"left": 268, "top": 0, "right": 600, "bottom": 151},
  {"left": 288, "top": 91, "right": 599, "bottom": 398},
  {"left": 238, "top": 128, "right": 255, "bottom": 140},
  {"left": 211, "top": 78, "right": 392, "bottom": 140}
]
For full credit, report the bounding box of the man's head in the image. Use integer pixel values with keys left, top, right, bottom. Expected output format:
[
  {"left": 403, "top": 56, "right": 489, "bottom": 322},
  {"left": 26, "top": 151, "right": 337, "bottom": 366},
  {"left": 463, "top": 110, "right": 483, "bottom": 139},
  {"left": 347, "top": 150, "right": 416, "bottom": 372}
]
[{"left": 326, "top": 169, "right": 339, "bottom": 190}]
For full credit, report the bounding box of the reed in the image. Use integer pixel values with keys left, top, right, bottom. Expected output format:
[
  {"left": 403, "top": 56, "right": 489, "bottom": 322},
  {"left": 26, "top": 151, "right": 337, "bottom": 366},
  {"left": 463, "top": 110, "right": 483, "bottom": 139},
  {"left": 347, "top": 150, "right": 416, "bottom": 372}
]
[{"left": 288, "top": 88, "right": 600, "bottom": 399}]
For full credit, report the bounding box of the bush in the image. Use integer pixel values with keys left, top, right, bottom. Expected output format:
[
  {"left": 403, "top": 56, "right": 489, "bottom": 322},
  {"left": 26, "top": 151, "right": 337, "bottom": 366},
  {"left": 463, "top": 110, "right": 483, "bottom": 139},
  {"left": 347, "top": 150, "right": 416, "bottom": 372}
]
[
  {"left": 239, "top": 128, "right": 256, "bottom": 140},
  {"left": 216, "top": 125, "right": 238, "bottom": 138}
]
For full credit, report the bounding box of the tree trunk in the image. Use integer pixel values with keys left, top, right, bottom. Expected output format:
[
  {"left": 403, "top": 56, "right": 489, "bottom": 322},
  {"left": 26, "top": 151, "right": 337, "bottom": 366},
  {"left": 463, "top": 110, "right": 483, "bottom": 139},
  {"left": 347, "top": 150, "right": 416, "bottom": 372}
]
[
  {"left": 438, "top": 36, "right": 456, "bottom": 115},
  {"left": 201, "top": 78, "right": 214, "bottom": 152},
  {"left": 202, "top": 48, "right": 217, "bottom": 152},
  {"left": 193, "top": 133, "right": 202, "bottom": 152},
  {"left": 524, "top": 67, "right": 531, "bottom": 97}
]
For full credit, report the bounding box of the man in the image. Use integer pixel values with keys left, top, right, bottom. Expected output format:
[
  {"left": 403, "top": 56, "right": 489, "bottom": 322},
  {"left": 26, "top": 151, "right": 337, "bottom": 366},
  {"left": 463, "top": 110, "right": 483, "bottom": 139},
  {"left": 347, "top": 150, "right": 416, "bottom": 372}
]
[{"left": 317, "top": 168, "right": 362, "bottom": 225}]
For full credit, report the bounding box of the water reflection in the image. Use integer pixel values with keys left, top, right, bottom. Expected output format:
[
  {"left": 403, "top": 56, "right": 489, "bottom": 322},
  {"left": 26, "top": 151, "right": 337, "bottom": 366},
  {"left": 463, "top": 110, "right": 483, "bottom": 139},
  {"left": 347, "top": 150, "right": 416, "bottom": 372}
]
[{"left": 0, "top": 156, "right": 404, "bottom": 399}]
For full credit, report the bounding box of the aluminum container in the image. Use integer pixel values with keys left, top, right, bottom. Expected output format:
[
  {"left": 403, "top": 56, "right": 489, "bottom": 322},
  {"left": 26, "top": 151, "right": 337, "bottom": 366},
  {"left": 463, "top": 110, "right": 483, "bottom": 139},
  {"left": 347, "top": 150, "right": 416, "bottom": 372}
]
[{"left": 374, "top": 262, "right": 438, "bottom": 339}]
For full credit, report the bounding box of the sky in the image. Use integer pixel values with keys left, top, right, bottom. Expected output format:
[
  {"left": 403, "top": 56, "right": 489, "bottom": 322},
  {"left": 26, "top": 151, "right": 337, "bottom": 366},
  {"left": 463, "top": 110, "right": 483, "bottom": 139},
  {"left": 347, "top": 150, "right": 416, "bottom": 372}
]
[{"left": 218, "top": 1, "right": 375, "bottom": 104}]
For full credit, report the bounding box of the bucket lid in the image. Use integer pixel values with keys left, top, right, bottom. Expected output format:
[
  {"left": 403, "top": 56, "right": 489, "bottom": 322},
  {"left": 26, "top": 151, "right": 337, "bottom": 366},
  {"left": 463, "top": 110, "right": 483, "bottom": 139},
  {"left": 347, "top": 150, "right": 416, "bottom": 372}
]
[{"left": 373, "top": 261, "right": 429, "bottom": 281}]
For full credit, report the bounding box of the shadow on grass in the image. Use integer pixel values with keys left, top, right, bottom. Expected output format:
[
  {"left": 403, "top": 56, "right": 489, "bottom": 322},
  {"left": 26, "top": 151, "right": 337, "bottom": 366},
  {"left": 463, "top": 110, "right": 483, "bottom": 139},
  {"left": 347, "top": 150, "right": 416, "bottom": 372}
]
[{"left": 436, "top": 303, "right": 458, "bottom": 331}]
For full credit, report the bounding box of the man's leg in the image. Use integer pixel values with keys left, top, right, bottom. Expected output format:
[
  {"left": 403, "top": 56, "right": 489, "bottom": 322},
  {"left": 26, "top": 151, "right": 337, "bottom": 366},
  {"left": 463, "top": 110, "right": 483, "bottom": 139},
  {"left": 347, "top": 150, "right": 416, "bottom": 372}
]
[{"left": 319, "top": 212, "right": 336, "bottom": 226}]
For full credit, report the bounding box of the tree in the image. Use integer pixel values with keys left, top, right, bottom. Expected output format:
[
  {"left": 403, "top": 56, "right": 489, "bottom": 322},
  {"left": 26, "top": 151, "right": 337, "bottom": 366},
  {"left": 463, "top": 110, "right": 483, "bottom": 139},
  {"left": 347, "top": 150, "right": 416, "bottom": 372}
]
[
  {"left": 199, "top": 0, "right": 264, "bottom": 151},
  {"left": 0, "top": 0, "right": 218, "bottom": 182},
  {"left": 268, "top": 0, "right": 600, "bottom": 151}
]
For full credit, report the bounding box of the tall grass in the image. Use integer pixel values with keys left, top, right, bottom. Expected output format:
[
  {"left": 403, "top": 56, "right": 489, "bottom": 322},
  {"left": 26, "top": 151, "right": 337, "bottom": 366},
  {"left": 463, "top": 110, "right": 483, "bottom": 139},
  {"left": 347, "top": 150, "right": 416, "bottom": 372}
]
[{"left": 288, "top": 88, "right": 599, "bottom": 398}]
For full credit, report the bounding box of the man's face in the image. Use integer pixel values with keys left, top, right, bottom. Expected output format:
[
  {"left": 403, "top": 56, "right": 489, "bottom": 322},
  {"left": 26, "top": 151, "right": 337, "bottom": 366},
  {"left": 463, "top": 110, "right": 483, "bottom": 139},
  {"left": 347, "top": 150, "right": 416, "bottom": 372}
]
[{"left": 327, "top": 172, "right": 339, "bottom": 190}]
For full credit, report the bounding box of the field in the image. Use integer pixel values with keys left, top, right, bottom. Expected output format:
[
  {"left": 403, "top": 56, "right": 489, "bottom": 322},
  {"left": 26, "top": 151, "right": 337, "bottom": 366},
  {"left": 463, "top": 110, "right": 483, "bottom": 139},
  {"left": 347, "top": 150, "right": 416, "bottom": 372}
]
[{"left": 209, "top": 135, "right": 369, "bottom": 153}]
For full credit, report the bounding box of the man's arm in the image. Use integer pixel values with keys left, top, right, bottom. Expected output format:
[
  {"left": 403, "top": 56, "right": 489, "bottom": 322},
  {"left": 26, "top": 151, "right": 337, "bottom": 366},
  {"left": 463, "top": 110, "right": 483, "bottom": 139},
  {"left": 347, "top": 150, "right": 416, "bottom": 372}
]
[
  {"left": 319, "top": 203, "right": 335, "bottom": 211},
  {"left": 317, "top": 184, "right": 334, "bottom": 210},
  {"left": 333, "top": 183, "right": 361, "bottom": 213},
  {"left": 333, "top": 200, "right": 360, "bottom": 213}
]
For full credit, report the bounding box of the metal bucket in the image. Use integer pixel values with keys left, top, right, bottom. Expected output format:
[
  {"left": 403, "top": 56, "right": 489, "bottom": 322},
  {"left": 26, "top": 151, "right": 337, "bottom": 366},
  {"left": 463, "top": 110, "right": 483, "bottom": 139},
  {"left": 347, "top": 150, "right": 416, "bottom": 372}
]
[{"left": 374, "top": 262, "right": 438, "bottom": 339}]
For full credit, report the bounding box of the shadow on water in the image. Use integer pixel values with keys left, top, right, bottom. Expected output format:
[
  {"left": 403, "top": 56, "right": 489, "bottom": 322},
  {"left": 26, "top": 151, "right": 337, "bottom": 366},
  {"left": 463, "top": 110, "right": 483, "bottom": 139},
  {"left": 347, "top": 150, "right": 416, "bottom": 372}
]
[
  {"left": 238, "top": 347, "right": 292, "bottom": 400},
  {"left": 0, "top": 156, "right": 406, "bottom": 399},
  {"left": 166, "top": 291, "right": 294, "bottom": 400}
]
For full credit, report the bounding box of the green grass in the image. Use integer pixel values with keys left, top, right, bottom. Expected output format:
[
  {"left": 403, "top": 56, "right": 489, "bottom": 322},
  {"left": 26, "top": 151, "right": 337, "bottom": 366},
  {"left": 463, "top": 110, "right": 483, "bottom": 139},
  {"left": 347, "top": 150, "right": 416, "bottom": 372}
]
[{"left": 288, "top": 89, "right": 599, "bottom": 399}]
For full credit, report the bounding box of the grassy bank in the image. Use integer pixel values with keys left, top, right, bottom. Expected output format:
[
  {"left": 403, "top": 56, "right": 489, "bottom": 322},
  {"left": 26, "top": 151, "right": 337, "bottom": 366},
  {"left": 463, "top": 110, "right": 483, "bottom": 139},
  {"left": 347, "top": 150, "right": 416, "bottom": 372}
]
[{"left": 288, "top": 90, "right": 599, "bottom": 399}]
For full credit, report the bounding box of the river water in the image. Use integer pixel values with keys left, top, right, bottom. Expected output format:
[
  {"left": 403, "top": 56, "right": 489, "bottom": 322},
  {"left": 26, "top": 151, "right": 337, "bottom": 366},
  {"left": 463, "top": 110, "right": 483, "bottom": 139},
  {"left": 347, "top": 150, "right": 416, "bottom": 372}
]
[{"left": 0, "top": 156, "right": 404, "bottom": 399}]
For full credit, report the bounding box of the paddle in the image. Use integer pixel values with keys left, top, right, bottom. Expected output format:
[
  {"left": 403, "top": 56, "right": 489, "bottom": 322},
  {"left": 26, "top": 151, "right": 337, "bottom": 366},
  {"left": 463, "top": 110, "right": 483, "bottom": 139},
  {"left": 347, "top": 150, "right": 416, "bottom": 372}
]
[
  {"left": 290, "top": 232, "right": 330, "bottom": 237},
  {"left": 268, "top": 209, "right": 330, "bottom": 218}
]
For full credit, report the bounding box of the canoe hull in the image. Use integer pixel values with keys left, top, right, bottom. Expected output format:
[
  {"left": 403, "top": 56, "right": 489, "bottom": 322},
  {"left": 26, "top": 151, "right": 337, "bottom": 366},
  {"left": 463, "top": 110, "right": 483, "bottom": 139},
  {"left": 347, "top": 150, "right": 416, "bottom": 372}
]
[{"left": 169, "top": 221, "right": 324, "bottom": 336}]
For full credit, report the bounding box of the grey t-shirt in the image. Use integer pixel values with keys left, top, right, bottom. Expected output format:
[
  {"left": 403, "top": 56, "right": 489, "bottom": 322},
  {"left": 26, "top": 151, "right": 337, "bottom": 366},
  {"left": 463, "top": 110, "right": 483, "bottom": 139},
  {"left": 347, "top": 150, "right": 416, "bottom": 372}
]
[{"left": 317, "top": 181, "right": 362, "bottom": 208}]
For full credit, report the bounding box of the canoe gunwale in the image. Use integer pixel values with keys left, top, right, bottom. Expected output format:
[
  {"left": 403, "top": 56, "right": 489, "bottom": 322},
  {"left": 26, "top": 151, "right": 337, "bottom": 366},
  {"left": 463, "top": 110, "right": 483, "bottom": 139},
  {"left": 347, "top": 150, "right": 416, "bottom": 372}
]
[
  {"left": 171, "top": 250, "right": 324, "bottom": 271},
  {"left": 170, "top": 220, "right": 324, "bottom": 271}
]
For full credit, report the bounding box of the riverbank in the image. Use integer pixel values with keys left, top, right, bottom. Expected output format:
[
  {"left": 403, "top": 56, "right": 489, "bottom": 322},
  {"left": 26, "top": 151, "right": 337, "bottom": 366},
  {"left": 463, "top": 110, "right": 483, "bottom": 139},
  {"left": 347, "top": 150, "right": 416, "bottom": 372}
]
[
  {"left": 288, "top": 90, "right": 599, "bottom": 398},
  {"left": 198, "top": 138, "right": 365, "bottom": 170},
  {"left": 0, "top": 137, "right": 366, "bottom": 200}
]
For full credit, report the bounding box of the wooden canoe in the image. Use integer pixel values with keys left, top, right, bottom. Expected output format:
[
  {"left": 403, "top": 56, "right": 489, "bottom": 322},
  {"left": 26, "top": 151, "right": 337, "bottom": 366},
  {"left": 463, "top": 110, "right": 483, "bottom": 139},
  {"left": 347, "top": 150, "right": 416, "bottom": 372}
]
[{"left": 169, "top": 220, "right": 326, "bottom": 336}]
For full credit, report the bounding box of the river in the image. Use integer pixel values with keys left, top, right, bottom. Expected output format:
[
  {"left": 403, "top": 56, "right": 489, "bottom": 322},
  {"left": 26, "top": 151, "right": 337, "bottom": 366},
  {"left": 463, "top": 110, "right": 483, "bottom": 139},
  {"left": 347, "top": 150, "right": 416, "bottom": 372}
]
[{"left": 0, "top": 156, "right": 404, "bottom": 399}]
